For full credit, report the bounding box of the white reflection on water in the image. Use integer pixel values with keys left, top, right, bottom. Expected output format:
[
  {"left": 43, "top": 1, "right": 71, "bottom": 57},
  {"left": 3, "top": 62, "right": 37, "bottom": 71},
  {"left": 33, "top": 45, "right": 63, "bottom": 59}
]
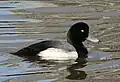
[{"left": 0, "top": 10, "right": 13, "bottom": 15}]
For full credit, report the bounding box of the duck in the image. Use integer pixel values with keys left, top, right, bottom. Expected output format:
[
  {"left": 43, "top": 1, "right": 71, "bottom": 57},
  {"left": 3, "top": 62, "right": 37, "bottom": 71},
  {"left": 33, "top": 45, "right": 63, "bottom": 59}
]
[{"left": 13, "top": 22, "right": 99, "bottom": 61}]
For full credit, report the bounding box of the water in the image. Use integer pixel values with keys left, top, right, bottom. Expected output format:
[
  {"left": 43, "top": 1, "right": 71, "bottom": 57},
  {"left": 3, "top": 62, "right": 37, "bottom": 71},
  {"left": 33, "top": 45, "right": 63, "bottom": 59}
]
[{"left": 0, "top": 0, "right": 120, "bottom": 82}]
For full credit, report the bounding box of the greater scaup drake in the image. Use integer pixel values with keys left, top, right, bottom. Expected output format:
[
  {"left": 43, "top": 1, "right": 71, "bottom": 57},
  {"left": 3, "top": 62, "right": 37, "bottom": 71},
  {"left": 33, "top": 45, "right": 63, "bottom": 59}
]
[{"left": 13, "top": 22, "right": 99, "bottom": 61}]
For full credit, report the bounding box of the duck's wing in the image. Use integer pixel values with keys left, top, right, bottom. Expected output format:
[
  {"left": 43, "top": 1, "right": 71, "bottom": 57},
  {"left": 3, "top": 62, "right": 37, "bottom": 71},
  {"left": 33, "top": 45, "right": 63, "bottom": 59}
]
[{"left": 13, "top": 40, "right": 63, "bottom": 56}]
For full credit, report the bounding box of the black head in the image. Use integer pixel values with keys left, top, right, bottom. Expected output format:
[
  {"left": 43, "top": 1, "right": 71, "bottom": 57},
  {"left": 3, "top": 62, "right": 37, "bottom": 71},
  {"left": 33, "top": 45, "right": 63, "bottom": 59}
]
[
  {"left": 67, "top": 22, "right": 89, "bottom": 58},
  {"left": 67, "top": 22, "right": 89, "bottom": 46}
]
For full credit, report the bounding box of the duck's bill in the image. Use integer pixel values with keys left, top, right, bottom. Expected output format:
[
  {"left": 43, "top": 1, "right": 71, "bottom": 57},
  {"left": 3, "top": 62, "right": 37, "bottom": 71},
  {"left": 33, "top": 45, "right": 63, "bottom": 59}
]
[{"left": 87, "top": 36, "right": 99, "bottom": 43}]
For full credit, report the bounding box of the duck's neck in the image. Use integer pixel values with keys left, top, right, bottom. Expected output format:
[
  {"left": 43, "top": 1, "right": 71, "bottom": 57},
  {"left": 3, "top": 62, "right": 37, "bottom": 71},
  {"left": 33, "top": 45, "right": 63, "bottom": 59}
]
[{"left": 73, "top": 43, "right": 88, "bottom": 58}]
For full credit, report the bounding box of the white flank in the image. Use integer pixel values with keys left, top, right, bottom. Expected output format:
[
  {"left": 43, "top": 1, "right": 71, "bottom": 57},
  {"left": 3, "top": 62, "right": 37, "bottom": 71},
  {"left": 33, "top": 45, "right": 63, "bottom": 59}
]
[{"left": 37, "top": 48, "right": 78, "bottom": 60}]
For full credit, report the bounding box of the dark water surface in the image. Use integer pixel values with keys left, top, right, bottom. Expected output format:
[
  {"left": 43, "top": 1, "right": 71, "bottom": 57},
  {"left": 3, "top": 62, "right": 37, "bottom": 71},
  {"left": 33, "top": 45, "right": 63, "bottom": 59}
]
[{"left": 0, "top": 1, "right": 120, "bottom": 82}]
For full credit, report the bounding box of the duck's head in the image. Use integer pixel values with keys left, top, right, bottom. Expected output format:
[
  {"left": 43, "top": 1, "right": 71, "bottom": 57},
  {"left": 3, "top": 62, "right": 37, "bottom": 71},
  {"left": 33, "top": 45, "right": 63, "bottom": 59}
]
[
  {"left": 67, "top": 22, "right": 89, "bottom": 46},
  {"left": 67, "top": 22, "right": 99, "bottom": 58}
]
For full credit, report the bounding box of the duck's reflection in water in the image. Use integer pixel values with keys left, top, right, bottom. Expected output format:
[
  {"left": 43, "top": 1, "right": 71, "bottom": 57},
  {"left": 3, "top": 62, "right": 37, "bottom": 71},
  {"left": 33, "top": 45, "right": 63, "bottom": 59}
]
[
  {"left": 18, "top": 55, "right": 88, "bottom": 80},
  {"left": 66, "top": 58, "right": 87, "bottom": 80}
]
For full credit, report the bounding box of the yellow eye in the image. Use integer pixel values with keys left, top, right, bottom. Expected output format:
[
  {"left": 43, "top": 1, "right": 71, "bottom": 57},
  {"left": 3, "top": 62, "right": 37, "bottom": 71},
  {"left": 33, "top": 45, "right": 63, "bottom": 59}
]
[{"left": 81, "top": 30, "right": 84, "bottom": 32}]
